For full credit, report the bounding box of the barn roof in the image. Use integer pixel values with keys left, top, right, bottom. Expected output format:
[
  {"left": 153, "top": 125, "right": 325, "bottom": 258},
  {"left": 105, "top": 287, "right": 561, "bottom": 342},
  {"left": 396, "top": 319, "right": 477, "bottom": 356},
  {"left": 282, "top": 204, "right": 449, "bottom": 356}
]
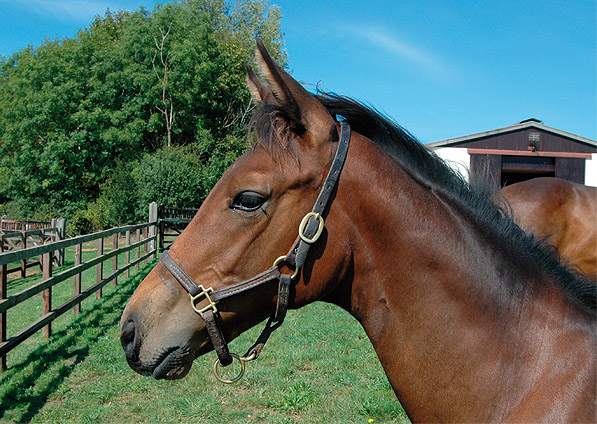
[{"left": 428, "top": 119, "right": 596, "bottom": 149}]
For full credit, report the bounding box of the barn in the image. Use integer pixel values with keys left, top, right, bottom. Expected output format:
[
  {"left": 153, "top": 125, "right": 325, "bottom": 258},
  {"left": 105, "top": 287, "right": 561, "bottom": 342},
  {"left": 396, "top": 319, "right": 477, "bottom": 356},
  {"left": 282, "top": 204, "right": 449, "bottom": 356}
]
[{"left": 429, "top": 119, "right": 597, "bottom": 187}]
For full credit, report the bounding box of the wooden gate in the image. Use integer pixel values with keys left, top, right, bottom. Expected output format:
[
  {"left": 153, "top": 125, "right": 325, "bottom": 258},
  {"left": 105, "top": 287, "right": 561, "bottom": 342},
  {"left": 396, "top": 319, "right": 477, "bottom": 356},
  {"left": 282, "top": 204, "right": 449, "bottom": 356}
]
[{"left": 157, "top": 204, "right": 200, "bottom": 251}]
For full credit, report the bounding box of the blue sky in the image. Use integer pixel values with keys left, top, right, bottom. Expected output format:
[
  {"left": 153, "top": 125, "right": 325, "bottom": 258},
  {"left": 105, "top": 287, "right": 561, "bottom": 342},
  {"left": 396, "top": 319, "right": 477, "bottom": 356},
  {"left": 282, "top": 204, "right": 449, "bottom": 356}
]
[{"left": 0, "top": 0, "right": 595, "bottom": 142}]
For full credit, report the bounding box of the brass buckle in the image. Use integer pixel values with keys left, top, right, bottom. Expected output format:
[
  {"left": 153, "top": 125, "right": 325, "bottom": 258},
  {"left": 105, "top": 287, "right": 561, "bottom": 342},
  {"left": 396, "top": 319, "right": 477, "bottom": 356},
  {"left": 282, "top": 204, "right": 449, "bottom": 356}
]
[
  {"left": 298, "top": 212, "right": 324, "bottom": 244},
  {"left": 189, "top": 285, "right": 218, "bottom": 314}
]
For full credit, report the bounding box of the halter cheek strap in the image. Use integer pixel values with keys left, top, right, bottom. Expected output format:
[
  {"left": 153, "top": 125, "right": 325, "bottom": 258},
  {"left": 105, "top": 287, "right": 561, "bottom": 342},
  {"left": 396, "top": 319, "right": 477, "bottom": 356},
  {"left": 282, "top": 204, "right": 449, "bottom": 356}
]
[
  {"left": 291, "top": 123, "right": 350, "bottom": 269},
  {"left": 160, "top": 121, "right": 351, "bottom": 381}
]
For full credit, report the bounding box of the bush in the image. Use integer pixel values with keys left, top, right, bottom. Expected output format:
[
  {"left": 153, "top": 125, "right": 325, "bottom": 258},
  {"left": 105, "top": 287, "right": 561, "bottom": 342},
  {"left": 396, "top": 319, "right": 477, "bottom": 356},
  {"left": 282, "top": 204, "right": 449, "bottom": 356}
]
[
  {"left": 0, "top": 198, "right": 33, "bottom": 220},
  {"left": 193, "top": 130, "right": 248, "bottom": 192},
  {"left": 132, "top": 146, "right": 206, "bottom": 221},
  {"left": 96, "top": 160, "right": 138, "bottom": 228},
  {"left": 67, "top": 207, "right": 96, "bottom": 235}
]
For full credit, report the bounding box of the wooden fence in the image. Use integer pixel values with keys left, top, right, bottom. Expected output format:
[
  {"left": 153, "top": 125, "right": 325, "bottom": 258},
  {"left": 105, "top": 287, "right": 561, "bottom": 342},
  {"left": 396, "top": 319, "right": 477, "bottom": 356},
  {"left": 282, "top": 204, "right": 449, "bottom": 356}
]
[
  {"left": 0, "top": 221, "right": 157, "bottom": 370},
  {"left": 0, "top": 218, "right": 66, "bottom": 278},
  {"left": 157, "top": 203, "right": 200, "bottom": 251},
  {"left": 1, "top": 218, "right": 51, "bottom": 231}
]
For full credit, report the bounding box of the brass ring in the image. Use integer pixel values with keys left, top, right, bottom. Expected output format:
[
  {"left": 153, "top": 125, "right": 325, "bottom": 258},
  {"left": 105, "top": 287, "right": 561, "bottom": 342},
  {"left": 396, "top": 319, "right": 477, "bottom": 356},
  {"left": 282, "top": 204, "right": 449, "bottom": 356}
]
[
  {"left": 213, "top": 353, "right": 245, "bottom": 384},
  {"left": 273, "top": 255, "right": 299, "bottom": 279},
  {"left": 273, "top": 255, "right": 287, "bottom": 268}
]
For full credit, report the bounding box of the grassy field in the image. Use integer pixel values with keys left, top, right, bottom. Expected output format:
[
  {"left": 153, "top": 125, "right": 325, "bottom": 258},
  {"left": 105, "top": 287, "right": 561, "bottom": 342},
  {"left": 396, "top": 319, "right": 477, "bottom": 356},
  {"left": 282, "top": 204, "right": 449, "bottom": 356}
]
[{"left": 0, "top": 250, "right": 409, "bottom": 424}]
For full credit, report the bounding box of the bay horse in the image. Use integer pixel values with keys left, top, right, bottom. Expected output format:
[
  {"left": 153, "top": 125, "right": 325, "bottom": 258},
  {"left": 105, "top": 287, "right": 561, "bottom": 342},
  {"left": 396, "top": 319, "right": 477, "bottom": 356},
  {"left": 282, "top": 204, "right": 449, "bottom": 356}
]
[
  {"left": 500, "top": 177, "right": 596, "bottom": 281},
  {"left": 121, "top": 40, "right": 596, "bottom": 423}
]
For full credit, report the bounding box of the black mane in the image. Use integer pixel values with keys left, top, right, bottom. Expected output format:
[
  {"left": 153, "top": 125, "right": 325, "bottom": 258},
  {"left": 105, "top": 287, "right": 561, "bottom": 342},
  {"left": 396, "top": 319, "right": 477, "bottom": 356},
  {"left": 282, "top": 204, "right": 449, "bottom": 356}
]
[{"left": 250, "top": 92, "right": 596, "bottom": 313}]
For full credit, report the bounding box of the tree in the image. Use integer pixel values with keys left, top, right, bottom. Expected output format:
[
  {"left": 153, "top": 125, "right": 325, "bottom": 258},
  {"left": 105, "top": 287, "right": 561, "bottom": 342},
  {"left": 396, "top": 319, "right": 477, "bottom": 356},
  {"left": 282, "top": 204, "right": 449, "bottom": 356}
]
[
  {"left": 152, "top": 22, "right": 175, "bottom": 148},
  {"left": 0, "top": 0, "right": 287, "bottom": 232}
]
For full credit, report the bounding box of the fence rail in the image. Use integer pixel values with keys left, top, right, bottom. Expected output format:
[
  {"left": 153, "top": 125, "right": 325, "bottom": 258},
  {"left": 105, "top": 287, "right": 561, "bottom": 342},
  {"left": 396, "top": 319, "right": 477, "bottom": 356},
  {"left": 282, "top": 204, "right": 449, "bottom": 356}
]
[
  {"left": 1, "top": 227, "right": 58, "bottom": 277},
  {"left": 157, "top": 203, "right": 200, "bottom": 251},
  {"left": 1, "top": 219, "right": 51, "bottom": 231},
  {"left": 0, "top": 221, "right": 158, "bottom": 370},
  {"left": 1, "top": 217, "right": 66, "bottom": 278}
]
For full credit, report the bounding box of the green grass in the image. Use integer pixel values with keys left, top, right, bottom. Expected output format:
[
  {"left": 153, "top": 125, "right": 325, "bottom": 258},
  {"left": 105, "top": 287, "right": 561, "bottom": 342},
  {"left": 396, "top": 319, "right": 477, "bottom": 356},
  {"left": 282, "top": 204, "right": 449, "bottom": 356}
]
[
  {"left": 5, "top": 239, "right": 147, "bottom": 343},
  {"left": 0, "top": 254, "right": 410, "bottom": 423}
]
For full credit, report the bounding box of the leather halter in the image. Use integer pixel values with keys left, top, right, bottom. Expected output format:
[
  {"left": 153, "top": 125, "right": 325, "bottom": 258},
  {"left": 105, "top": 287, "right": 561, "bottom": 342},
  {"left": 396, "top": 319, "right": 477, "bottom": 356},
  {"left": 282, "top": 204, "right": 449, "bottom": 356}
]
[{"left": 160, "top": 121, "right": 351, "bottom": 382}]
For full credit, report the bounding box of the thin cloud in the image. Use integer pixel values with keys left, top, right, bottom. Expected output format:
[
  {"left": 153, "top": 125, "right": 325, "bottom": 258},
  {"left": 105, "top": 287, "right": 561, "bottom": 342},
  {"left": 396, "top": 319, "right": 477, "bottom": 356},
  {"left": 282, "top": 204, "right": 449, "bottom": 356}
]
[
  {"left": 2, "top": 0, "right": 129, "bottom": 22},
  {"left": 344, "top": 25, "right": 450, "bottom": 80}
]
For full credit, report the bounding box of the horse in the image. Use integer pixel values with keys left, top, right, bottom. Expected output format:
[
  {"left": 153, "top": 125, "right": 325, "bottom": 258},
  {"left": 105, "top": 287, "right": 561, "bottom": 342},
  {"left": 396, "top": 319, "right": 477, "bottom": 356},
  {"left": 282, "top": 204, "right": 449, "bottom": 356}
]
[
  {"left": 120, "top": 40, "right": 596, "bottom": 423},
  {"left": 500, "top": 177, "right": 596, "bottom": 281}
]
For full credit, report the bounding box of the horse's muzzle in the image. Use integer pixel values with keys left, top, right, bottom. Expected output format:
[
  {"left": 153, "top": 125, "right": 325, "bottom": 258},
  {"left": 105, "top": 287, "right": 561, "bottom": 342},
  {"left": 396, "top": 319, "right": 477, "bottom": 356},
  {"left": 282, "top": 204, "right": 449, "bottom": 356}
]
[
  {"left": 120, "top": 312, "right": 139, "bottom": 362},
  {"left": 120, "top": 309, "right": 197, "bottom": 379}
]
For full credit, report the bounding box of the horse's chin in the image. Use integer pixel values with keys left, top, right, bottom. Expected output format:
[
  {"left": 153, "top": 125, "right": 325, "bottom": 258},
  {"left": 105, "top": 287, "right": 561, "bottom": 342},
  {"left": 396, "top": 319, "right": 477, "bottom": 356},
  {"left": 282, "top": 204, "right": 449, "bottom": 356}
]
[{"left": 144, "top": 346, "right": 195, "bottom": 380}]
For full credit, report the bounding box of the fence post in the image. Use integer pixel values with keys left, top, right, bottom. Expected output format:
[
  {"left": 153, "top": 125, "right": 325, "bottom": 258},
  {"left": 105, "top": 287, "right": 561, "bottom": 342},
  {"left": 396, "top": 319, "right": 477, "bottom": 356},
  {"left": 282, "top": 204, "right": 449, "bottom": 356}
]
[
  {"left": 56, "top": 217, "right": 66, "bottom": 266},
  {"left": 1, "top": 236, "right": 7, "bottom": 370},
  {"left": 153, "top": 222, "right": 158, "bottom": 259},
  {"left": 50, "top": 219, "right": 56, "bottom": 265},
  {"left": 143, "top": 227, "right": 148, "bottom": 265},
  {"left": 125, "top": 230, "right": 131, "bottom": 278},
  {"left": 135, "top": 228, "right": 141, "bottom": 270},
  {"left": 74, "top": 244, "right": 82, "bottom": 316},
  {"left": 112, "top": 233, "right": 118, "bottom": 287},
  {"left": 96, "top": 237, "right": 104, "bottom": 299},
  {"left": 42, "top": 252, "right": 52, "bottom": 338},
  {"left": 159, "top": 219, "right": 164, "bottom": 252},
  {"left": 148, "top": 202, "right": 158, "bottom": 255},
  {"left": 20, "top": 232, "right": 26, "bottom": 278},
  {"left": 158, "top": 203, "right": 164, "bottom": 253}
]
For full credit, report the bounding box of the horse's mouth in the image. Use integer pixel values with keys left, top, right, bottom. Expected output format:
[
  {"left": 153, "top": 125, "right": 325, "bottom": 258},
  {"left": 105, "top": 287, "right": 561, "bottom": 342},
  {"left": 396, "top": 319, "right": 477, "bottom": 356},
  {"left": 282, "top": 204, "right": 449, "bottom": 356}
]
[{"left": 148, "top": 347, "right": 195, "bottom": 380}]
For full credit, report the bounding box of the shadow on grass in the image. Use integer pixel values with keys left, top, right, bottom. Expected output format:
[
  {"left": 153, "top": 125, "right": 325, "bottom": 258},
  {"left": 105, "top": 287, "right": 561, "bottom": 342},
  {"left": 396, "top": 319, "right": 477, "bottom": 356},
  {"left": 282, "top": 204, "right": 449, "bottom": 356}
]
[
  {"left": 6, "top": 259, "right": 75, "bottom": 293},
  {"left": 0, "top": 262, "right": 154, "bottom": 423}
]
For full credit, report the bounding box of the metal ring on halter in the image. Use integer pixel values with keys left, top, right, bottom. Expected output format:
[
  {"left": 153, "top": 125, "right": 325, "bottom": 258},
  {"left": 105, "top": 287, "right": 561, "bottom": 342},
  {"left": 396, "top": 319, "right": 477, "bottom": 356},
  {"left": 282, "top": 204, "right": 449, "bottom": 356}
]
[
  {"left": 213, "top": 352, "right": 257, "bottom": 384},
  {"left": 273, "top": 255, "right": 299, "bottom": 279}
]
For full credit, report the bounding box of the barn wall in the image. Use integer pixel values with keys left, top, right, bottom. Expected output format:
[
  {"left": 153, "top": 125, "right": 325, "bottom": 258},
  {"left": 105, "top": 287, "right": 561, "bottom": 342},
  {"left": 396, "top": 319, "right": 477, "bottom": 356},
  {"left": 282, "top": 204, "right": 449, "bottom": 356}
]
[
  {"left": 446, "top": 128, "right": 595, "bottom": 153},
  {"left": 555, "top": 158, "right": 585, "bottom": 184},
  {"left": 433, "top": 147, "right": 597, "bottom": 187},
  {"left": 469, "top": 154, "right": 502, "bottom": 187}
]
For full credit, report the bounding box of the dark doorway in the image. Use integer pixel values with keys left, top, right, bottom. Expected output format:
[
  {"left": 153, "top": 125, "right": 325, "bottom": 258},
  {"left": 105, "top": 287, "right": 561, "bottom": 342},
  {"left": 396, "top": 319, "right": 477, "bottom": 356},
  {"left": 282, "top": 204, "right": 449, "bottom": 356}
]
[
  {"left": 500, "top": 155, "right": 556, "bottom": 187},
  {"left": 501, "top": 170, "right": 555, "bottom": 186}
]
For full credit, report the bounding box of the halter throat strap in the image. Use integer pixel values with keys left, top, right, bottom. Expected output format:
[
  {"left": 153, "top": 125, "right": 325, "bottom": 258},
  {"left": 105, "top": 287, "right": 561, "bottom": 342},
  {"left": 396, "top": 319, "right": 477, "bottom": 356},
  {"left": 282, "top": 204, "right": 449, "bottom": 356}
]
[{"left": 159, "top": 121, "right": 351, "bottom": 373}]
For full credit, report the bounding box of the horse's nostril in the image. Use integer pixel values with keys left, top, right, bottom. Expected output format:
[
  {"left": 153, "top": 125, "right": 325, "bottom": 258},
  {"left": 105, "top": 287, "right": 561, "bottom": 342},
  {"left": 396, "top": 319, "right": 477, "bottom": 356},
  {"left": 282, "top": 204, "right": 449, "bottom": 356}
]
[{"left": 120, "top": 313, "right": 139, "bottom": 362}]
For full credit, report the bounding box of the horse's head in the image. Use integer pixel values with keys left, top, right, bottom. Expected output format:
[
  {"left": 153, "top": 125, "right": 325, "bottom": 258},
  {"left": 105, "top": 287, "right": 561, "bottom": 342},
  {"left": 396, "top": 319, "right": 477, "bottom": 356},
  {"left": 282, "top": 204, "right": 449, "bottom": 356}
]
[{"left": 120, "top": 40, "right": 352, "bottom": 380}]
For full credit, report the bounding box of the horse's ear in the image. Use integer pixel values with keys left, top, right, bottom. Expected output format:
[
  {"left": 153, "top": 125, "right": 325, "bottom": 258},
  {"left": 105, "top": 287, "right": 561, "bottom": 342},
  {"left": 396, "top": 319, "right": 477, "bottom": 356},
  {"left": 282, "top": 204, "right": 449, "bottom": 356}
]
[
  {"left": 246, "top": 64, "right": 276, "bottom": 104},
  {"left": 252, "top": 39, "right": 336, "bottom": 146}
]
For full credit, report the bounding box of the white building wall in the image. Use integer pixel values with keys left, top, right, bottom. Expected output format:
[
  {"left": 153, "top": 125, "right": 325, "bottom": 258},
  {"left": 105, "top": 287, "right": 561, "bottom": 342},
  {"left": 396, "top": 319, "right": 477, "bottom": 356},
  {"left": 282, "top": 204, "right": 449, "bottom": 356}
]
[
  {"left": 433, "top": 147, "right": 471, "bottom": 181},
  {"left": 584, "top": 154, "right": 597, "bottom": 187}
]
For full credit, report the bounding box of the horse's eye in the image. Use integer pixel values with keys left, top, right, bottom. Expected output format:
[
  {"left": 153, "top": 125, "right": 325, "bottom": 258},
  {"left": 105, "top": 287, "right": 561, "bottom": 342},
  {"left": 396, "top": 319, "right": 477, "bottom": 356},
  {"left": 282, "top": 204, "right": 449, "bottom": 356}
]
[{"left": 231, "top": 191, "right": 266, "bottom": 212}]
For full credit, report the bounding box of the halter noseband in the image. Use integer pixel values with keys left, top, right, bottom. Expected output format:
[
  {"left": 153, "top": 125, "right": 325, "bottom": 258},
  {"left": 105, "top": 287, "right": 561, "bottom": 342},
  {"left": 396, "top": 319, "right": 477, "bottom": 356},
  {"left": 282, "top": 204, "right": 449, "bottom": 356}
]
[{"left": 159, "top": 121, "right": 351, "bottom": 383}]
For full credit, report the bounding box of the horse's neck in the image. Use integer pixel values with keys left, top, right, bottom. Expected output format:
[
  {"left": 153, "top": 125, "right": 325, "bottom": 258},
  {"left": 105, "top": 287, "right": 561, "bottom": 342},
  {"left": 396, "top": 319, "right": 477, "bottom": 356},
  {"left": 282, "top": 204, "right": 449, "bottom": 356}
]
[{"left": 330, "top": 136, "right": 594, "bottom": 422}]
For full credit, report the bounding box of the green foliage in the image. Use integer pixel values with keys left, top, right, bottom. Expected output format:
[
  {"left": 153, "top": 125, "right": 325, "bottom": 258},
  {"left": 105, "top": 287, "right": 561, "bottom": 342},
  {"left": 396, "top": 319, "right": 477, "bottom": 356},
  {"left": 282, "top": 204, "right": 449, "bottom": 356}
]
[
  {"left": 96, "top": 160, "right": 138, "bottom": 226},
  {"left": 194, "top": 129, "right": 249, "bottom": 192},
  {"left": 66, "top": 160, "right": 139, "bottom": 234},
  {"left": 0, "top": 0, "right": 286, "bottom": 233},
  {"left": 132, "top": 146, "right": 205, "bottom": 219},
  {"left": 67, "top": 204, "right": 102, "bottom": 235}
]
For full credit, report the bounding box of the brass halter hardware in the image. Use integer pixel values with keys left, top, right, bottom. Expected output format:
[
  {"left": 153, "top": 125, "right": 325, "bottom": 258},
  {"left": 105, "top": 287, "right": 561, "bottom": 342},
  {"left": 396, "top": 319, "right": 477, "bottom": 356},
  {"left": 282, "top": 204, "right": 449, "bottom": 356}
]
[
  {"left": 273, "top": 255, "right": 299, "bottom": 280},
  {"left": 189, "top": 285, "right": 218, "bottom": 315},
  {"left": 298, "top": 212, "right": 325, "bottom": 244},
  {"left": 213, "top": 352, "right": 257, "bottom": 384},
  {"left": 159, "top": 121, "right": 351, "bottom": 383}
]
